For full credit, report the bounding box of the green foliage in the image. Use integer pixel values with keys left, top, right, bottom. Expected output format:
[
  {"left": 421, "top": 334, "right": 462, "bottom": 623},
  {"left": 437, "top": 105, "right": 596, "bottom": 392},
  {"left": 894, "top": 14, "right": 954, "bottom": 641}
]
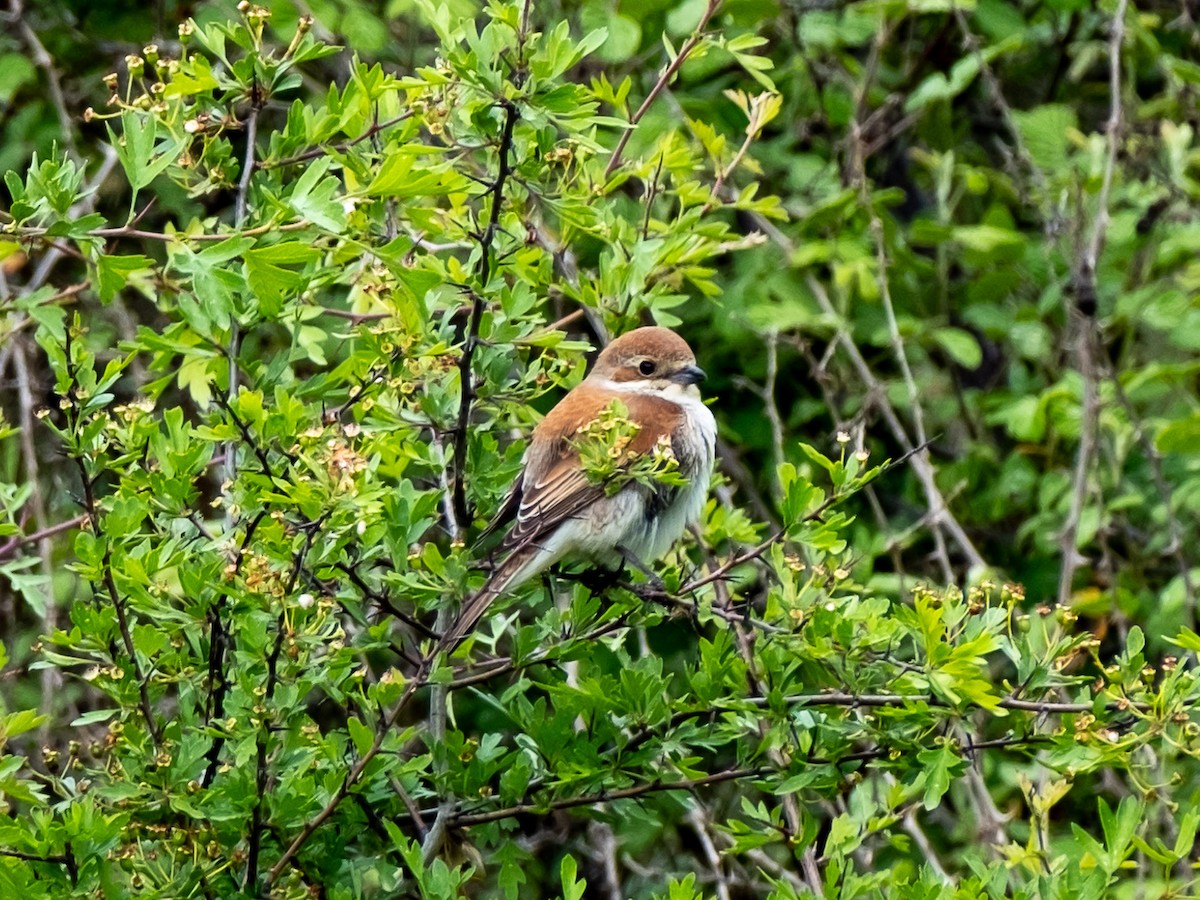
[
  {"left": 2, "top": 0, "right": 1200, "bottom": 898},
  {"left": 573, "top": 399, "right": 688, "bottom": 496}
]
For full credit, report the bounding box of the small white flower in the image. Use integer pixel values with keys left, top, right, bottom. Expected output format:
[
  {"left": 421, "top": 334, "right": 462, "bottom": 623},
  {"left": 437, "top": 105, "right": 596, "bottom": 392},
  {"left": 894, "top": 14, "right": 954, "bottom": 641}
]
[{"left": 298, "top": 593, "right": 315, "bottom": 609}]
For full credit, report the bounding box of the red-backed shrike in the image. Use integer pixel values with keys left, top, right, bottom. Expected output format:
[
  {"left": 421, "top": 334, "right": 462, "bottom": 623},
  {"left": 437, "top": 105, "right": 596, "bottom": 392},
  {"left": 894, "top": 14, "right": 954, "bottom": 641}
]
[{"left": 439, "top": 326, "right": 716, "bottom": 651}]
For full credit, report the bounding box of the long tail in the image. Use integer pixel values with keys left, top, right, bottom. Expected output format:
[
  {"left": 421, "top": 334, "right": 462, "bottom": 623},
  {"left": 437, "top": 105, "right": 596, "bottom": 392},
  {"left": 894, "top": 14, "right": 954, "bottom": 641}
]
[{"left": 435, "top": 548, "right": 538, "bottom": 655}]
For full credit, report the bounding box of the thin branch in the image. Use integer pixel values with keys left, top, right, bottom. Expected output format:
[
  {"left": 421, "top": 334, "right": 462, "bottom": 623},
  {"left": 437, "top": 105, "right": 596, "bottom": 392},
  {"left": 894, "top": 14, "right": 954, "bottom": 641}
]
[
  {"left": 1056, "top": 320, "right": 1099, "bottom": 607},
  {"left": 848, "top": 26, "right": 955, "bottom": 583},
  {"left": 952, "top": 8, "right": 1049, "bottom": 218},
  {"left": 86, "top": 495, "right": 162, "bottom": 748},
  {"left": 9, "top": 0, "right": 79, "bottom": 163},
  {"left": 450, "top": 97, "right": 520, "bottom": 527},
  {"left": 11, "top": 341, "right": 58, "bottom": 735},
  {"left": 235, "top": 89, "right": 261, "bottom": 226},
  {"left": 202, "top": 511, "right": 267, "bottom": 786},
  {"left": 214, "top": 390, "right": 275, "bottom": 480},
  {"left": 1081, "top": 0, "right": 1127, "bottom": 286},
  {"left": 88, "top": 220, "right": 311, "bottom": 242},
  {"left": 226, "top": 88, "right": 261, "bottom": 500},
  {"left": 265, "top": 655, "right": 434, "bottom": 886},
  {"left": 686, "top": 804, "right": 732, "bottom": 900},
  {"left": 396, "top": 733, "right": 1054, "bottom": 833},
  {"left": 0, "top": 513, "right": 87, "bottom": 560},
  {"left": 420, "top": 605, "right": 456, "bottom": 863},
  {"left": 806, "top": 272, "right": 987, "bottom": 573},
  {"left": 260, "top": 111, "right": 413, "bottom": 169},
  {"left": 604, "top": 0, "right": 721, "bottom": 177},
  {"left": 0, "top": 845, "right": 79, "bottom": 883},
  {"left": 60, "top": 330, "right": 161, "bottom": 748},
  {"left": 1057, "top": 0, "right": 1126, "bottom": 607},
  {"left": 450, "top": 766, "right": 770, "bottom": 828},
  {"left": 735, "top": 206, "right": 987, "bottom": 574},
  {"left": 777, "top": 691, "right": 1150, "bottom": 715},
  {"left": 623, "top": 689, "right": 1150, "bottom": 757},
  {"left": 246, "top": 521, "right": 322, "bottom": 891}
]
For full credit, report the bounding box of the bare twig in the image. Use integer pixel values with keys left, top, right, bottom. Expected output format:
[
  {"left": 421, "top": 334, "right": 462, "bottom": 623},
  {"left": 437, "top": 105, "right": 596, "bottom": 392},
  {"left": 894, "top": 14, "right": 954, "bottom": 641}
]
[
  {"left": 202, "top": 512, "right": 268, "bottom": 787},
  {"left": 87, "top": 220, "right": 311, "bottom": 242},
  {"left": 246, "top": 522, "right": 322, "bottom": 890},
  {"left": 394, "top": 734, "right": 1053, "bottom": 834},
  {"left": 9, "top": 0, "right": 79, "bottom": 163},
  {"left": 952, "top": 8, "right": 1049, "bottom": 218},
  {"left": 848, "top": 27, "right": 956, "bottom": 583},
  {"left": 0, "top": 846, "right": 78, "bottom": 884},
  {"left": 1057, "top": 0, "right": 1126, "bottom": 607},
  {"left": 734, "top": 206, "right": 987, "bottom": 575},
  {"left": 805, "top": 272, "right": 987, "bottom": 573},
  {"left": 421, "top": 577, "right": 456, "bottom": 862},
  {"left": 0, "top": 513, "right": 87, "bottom": 560},
  {"left": 686, "top": 803, "right": 732, "bottom": 900}
]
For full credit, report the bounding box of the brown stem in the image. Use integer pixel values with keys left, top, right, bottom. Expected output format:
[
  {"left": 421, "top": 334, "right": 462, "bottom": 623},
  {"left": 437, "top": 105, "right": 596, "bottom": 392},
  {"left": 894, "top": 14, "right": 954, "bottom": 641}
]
[{"left": 604, "top": 0, "right": 721, "bottom": 178}]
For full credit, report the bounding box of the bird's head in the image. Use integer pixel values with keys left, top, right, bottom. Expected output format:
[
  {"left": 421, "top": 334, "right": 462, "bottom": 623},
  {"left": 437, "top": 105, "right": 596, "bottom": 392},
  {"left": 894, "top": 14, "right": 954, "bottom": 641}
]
[{"left": 589, "top": 326, "right": 707, "bottom": 396}]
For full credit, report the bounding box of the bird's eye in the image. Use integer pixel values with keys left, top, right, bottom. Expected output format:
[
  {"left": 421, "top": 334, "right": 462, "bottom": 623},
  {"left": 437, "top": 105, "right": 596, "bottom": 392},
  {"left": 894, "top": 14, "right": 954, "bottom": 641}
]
[{"left": 638, "top": 360, "right": 656, "bottom": 376}]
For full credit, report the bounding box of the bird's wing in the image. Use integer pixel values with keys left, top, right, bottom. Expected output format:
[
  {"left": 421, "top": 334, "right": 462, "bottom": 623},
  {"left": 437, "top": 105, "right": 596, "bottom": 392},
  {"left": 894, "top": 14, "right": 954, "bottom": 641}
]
[
  {"left": 496, "top": 440, "right": 605, "bottom": 555},
  {"left": 497, "top": 384, "right": 685, "bottom": 556},
  {"left": 439, "top": 385, "right": 687, "bottom": 654}
]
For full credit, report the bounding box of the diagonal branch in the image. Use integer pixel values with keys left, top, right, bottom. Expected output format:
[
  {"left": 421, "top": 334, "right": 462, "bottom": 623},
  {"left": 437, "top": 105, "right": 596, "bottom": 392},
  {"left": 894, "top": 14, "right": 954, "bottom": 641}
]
[{"left": 604, "top": 0, "right": 721, "bottom": 177}]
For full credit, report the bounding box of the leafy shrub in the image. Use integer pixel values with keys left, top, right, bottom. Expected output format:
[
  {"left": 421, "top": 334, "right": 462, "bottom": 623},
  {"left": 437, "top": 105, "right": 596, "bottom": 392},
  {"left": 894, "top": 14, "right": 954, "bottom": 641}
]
[{"left": 3, "top": 1, "right": 1200, "bottom": 898}]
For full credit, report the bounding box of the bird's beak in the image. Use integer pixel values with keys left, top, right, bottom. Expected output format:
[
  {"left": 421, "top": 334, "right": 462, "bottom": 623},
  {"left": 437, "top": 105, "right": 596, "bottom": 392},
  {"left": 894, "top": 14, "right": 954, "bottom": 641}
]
[{"left": 670, "top": 365, "right": 707, "bottom": 385}]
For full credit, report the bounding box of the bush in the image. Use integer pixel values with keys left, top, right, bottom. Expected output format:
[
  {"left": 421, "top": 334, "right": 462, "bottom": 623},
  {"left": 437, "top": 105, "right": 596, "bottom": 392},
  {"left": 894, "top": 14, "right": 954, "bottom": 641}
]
[{"left": 3, "top": 1, "right": 1200, "bottom": 898}]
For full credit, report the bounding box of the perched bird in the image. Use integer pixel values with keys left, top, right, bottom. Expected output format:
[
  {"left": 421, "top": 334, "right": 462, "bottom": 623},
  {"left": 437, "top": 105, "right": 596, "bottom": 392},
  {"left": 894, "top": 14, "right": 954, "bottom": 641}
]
[{"left": 439, "top": 326, "right": 717, "bottom": 652}]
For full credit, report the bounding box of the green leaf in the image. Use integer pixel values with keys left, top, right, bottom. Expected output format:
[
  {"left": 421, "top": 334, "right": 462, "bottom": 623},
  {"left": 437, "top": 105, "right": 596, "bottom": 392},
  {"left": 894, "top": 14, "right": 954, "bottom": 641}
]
[
  {"left": 244, "top": 242, "right": 320, "bottom": 316},
  {"left": 347, "top": 716, "right": 374, "bottom": 756},
  {"left": 917, "top": 744, "right": 965, "bottom": 810},
  {"left": 953, "top": 224, "right": 1025, "bottom": 254},
  {"left": 932, "top": 327, "right": 983, "bottom": 369},
  {"left": 1125, "top": 625, "right": 1144, "bottom": 657},
  {"left": 2, "top": 709, "right": 48, "bottom": 738},
  {"left": 1012, "top": 104, "right": 1078, "bottom": 171},
  {"left": 70, "top": 708, "right": 119, "bottom": 727},
  {"left": 560, "top": 854, "right": 586, "bottom": 900},
  {"left": 108, "top": 111, "right": 183, "bottom": 199},
  {"left": 289, "top": 156, "right": 347, "bottom": 232},
  {"left": 1155, "top": 415, "right": 1200, "bottom": 454},
  {"left": 95, "top": 254, "right": 154, "bottom": 302}
]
